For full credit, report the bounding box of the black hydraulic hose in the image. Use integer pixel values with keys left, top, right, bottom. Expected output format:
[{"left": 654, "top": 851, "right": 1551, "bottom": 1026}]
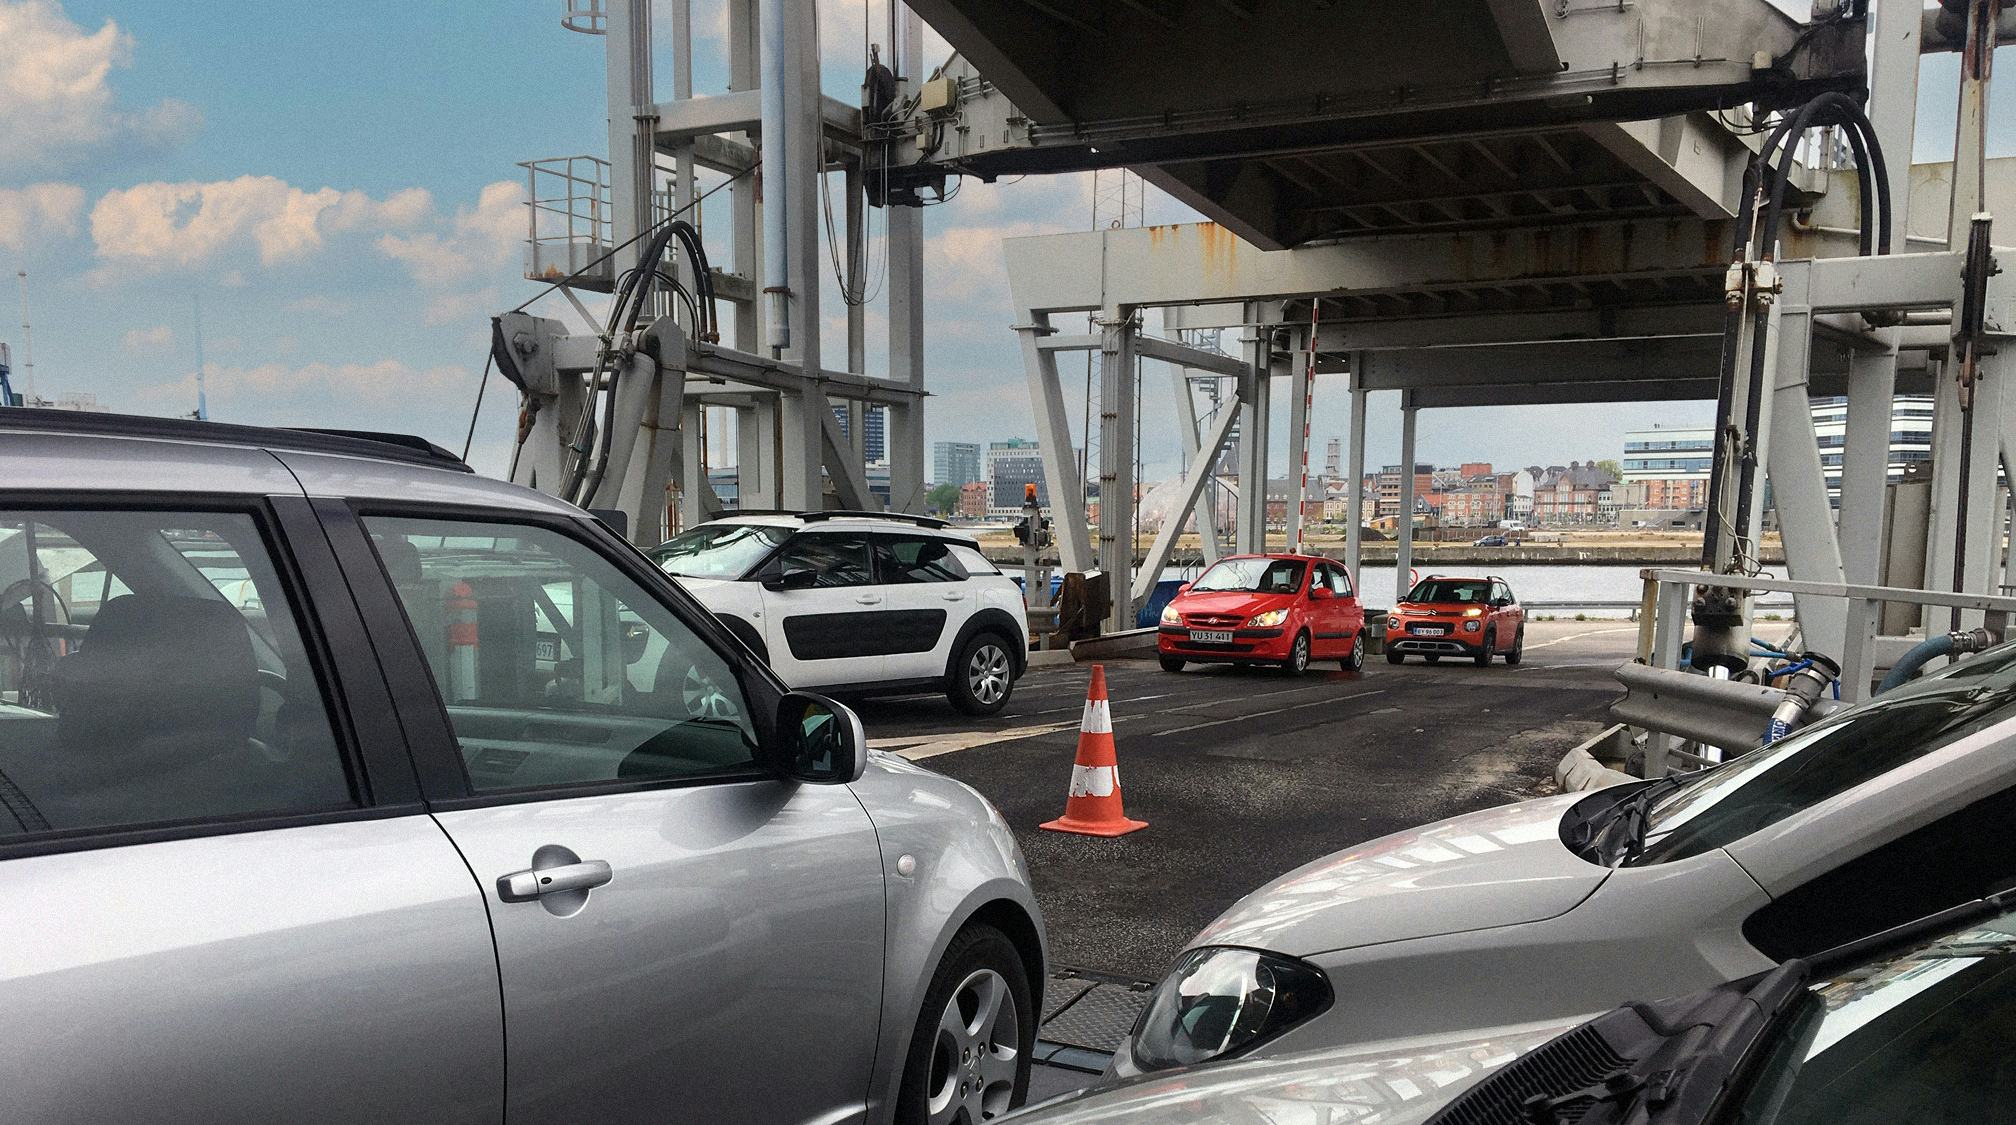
[
  {"left": 1734, "top": 95, "right": 1891, "bottom": 547},
  {"left": 574, "top": 222, "right": 685, "bottom": 503}
]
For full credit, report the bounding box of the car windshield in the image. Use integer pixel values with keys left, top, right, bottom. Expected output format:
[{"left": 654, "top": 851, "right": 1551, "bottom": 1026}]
[
  {"left": 1190, "top": 558, "right": 1306, "bottom": 594},
  {"left": 1406, "top": 580, "right": 1489, "bottom": 604},
  {"left": 1729, "top": 904, "right": 2016, "bottom": 1123},
  {"left": 653, "top": 523, "right": 791, "bottom": 579},
  {"left": 1627, "top": 641, "right": 2016, "bottom": 866}
]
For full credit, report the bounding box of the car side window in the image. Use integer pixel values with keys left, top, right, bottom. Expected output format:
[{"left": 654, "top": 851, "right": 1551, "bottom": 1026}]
[
  {"left": 1743, "top": 782, "right": 2016, "bottom": 960},
  {"left": 877, "top": 536, "right": 967, "bottom": 584},
  {"left": 1329, "top": 565, "right": 1353, "bottom": 598},
  {"left": 773, "top": 534, "right": 874, "bottom": 589},
  {"left": 0, "top": 510, "right": 355, "bottom": 838},
  {"left": 361, "top": 515, "right": 759, "bottom": 794}
]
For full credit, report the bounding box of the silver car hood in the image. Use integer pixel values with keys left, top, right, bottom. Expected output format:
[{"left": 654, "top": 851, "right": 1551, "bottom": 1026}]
[
  {"left": 1192, "top": 792, "right": 1608, "bottom": 956},
  {"left": 1010, "top": 1017, "right": 1583, "bottom": 1124}
]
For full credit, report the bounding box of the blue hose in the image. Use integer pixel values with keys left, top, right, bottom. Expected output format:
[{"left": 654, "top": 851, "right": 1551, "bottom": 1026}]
[
  {"left": 1764, "top": 659, "right": 1813, "bottom": 681},
  {"left": 1877, "top": 633, "right": 1957, "bottom": 695}
]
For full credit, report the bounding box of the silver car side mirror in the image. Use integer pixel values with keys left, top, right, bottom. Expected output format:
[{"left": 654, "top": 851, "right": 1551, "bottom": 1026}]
[{"left": 776, "top": 691, "right": 867, "bottom": 784}]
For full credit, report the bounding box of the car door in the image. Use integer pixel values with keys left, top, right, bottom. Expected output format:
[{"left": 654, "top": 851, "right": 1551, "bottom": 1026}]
[
  {"left": 871, "top": 534, "right": 969, "bottom": 682},
  {"left": 341, "top": 507, "right": 887, "bottom": 1125},
  {"left": 1327, "top": 563, "right": 1365, "bottom": 650},
  {"left": 0, "top": 499, "right": 501, "bottom": 1124},
  {"left": 756, "top": 531, "right": 887, "bottom": 688},
  {"left": 1491, "top": 581, "right": 1521, "bottom": 644}
]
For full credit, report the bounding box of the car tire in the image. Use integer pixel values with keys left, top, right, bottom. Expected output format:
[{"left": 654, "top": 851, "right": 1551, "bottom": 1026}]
[
  {"left": 1282, "top": 631, "right": 1311, "bottom": 675},
  {"left": 1504, "top": 626, "right": 1524, "bottom": 665},
  {"left": 896, "top": 924, "right": 1033, "bottom": 1125},
  {"left": 1341, "top": 631, "right": 1365, "bottom": 672},
  {"left": 1474, "top": 631, "right": 1494, "bottom": 667},
  {"left": 1386, "top": 649, "right": 1405, "bottom": 665},
  {"left": 1159, "top": 654, "right": 1186, "bottom": 673},
  {"left": 951, "top": 633, "right": 1016, "bottom": 716}
]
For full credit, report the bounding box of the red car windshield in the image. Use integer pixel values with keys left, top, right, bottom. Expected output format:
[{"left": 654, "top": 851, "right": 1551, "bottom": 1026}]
[
  {"left": 1406, "top": 579, "right": 1490, "bottom": 604},
  {"left": 1190, "top": 558, "right": 1306, "bottom": 594}
]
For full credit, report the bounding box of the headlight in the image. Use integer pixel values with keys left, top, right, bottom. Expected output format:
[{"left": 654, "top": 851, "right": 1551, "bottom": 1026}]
[
  {"left": 1463, "top": 607, "right": 1484, "bottom": 618},
  {"left": 1160, "top": 603, "right": 1183, "bottom": 626},
  {"left": 1128, "top": 947, "right": 1332, "bottom": 1071},
  {"left": 1247, "top": 608, "right": 1289, "bottom": 628}
]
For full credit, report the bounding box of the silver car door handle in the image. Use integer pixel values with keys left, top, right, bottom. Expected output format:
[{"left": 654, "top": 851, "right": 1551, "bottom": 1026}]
[
  {"left": 497, "top": 859, "right": 614, "bottom": 903},
  {"left": 857, "top": 595, "right": 883, "bottom": 605},
  {"left": 942, "top": 593, "right": 965, "bottom": 601}
]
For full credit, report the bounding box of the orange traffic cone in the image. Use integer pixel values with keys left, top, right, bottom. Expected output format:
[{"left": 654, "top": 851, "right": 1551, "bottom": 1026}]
[{"left": 1041, "top": 665, "right": 1148, "bottom": 837}]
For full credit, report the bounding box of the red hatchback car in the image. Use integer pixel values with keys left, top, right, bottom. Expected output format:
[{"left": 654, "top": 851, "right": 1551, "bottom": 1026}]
[
  {"left": 1384, "top": 573, "right": 1525, "bottom": 666},
  {"left": 1156, "top": 554, "right": 1366, "bottom": 675}
]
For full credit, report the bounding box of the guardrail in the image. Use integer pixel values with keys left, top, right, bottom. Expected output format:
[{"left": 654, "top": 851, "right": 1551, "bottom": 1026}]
[{"left": 1636, "top": 568, "right": 2016, "bottom": 703}]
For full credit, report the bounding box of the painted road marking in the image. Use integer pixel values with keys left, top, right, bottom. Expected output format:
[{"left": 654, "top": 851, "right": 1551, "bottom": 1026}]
[
  {"left": 1524, "top": 626, "right": 1638, "bottom": 651},
  {"left": 1153, "top": 689, "right": 1386, "bottom": 737}
]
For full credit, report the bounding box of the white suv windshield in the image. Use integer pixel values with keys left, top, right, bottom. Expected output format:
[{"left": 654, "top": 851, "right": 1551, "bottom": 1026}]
[{"left": 655, "top": 523, "right": 791, "bottom": 579}]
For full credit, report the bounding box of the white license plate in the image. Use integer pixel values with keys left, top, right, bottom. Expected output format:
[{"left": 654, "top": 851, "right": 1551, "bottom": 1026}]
[
  {"left": 1414, "top": 626, "right": 1447, "bottom": 636},
  {"left": 535, "top": 638, "right": 558, "bottom": 661},
  {"left": 1188, "top": 629, "right": 1235, "bottom": 644}
]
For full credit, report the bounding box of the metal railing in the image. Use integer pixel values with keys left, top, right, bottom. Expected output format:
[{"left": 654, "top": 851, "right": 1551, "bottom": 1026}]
[
  {"left": 522, "top": 156, "right": 613, "bottom": 287},
  {"left": 1635, "top": 568, "right": 2016, "bottom": 705}
]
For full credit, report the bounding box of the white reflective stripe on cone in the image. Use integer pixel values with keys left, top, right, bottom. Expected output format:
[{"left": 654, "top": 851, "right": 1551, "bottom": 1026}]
[
  {"left": 1067, "top": 764, "right": 1118, "bottom": 798},
  {"left": 1080, "top": 698, "right": 1112, "bottom": 734}
]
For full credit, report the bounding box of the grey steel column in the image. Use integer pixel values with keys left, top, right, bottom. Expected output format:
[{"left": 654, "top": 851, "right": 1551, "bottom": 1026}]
[
  {"left": 1169, "top": 368, "right": 1222, "bottom": 565},
  {"left": 1237, "top": 314, "right": 1270, "bottom": 553},
  {"left": 775, "top": 0, "right": 824, "bottom": 508},
  {"left": 1839, "top": 344, "right": 1898, "bottom": 585},
  {"left": 1765, "top": 297, "right": 1847, "bottom": 657},
  {"left": 1395, "top": 396, "right": 1418, "bottom": 606},
  {"left": 885, "top": 6, "right": 927, "bottom": 513},
  {"left": 1098, "top": 308, "right": 1139, "bottom": 631},
  {"left": 1345, "top": 363, "right": 1368, "bottom": 588},
  {"left": 1285, "top": 327, "right": 1312, "bottom": 553},
  {"left": 604, "top": 0, "right": 654, "bottom": 286},
  {"left": 1018, "top": 312, "right": 1093, "bottom": 572}
]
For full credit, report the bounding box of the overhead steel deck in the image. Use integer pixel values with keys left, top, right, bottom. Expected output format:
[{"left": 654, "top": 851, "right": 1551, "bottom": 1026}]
[{"left": 897, "top": 0, "right": 1864, "bottom": 247}]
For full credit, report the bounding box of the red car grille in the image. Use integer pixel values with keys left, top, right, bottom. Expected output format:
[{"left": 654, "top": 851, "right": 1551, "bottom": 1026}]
[{"left": 1184, "top": 613, "right": 1243, "bottom": 627}]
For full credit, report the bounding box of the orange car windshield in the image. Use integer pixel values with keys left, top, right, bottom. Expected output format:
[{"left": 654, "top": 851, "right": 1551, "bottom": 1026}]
[
  {"left": 1191, "top": 559, "right": 1306, "bottom": 594},
  {"left": 1407, "top": 580, "right": 1489, "bottom": 604}
]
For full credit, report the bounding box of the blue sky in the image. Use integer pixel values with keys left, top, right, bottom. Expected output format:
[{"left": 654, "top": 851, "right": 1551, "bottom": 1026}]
[{"left": 3, "top": 1, "right": 2015, "bottom": 483}]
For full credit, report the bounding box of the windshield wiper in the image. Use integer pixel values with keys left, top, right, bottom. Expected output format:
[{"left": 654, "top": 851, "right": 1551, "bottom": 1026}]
[
  {"left": 1427, "top": 959, "right": 1813, "bottom": 1125},
  {"left": 1585, "top": 776, "right": 1682, "bottom": 866}
]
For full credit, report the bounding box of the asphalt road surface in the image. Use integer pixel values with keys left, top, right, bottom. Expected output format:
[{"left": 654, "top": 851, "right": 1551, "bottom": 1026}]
[{"left": 850, "top": 620, "right": 1652, "bottom": 982}]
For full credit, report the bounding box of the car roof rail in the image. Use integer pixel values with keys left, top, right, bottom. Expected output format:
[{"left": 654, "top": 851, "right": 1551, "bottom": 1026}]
[
  {"left": 799, "top": 509, "right": 950, "bottom": 530},
  {"left": 0, "top": 408, "right": 472, "bottom": 472},
  {"left": 714, "top": 508, "right": 804, "bottom": 518}
]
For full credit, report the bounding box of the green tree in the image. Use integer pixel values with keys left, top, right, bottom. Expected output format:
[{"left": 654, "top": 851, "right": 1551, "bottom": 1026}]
[
  {"left": 1595, "top": 458, "right": 1623, "bottom": 481},
  {"left": 926, "top": 482, "right": 962, "bottom": 515}
]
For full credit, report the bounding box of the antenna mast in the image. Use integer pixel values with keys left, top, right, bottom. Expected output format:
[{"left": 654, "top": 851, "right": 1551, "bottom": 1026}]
[
  {"left": 193, "top": 294, "right": 209, "bottom": 421},
  {"left": 15, "top": 271, "right": 35, "bottom": 404}
]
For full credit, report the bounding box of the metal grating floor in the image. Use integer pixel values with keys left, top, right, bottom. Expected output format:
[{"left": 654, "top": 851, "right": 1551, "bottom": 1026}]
[{"left": 1037, "top": 970, "right": 1153, "bottom": 1057}]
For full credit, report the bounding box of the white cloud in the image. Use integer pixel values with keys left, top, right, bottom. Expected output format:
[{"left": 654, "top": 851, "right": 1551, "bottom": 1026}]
[
  {"left": 0, "top": 181, "right": 84, "bottom": 251},
  {"left": 284, "top": 294, "right": 352, "bottom": 316},
  {"left": 88, "top": 176, "right": 433, "bottom": 274},
  {"left": 0, "top": 0, "right": 199, "bottom": 172},
  {"left": 137, "top": 358, "right": 469, "bottom": 415},
  {"left": 376, "top": 180, "right": 522, "bottom": 288},
  {"left": 120, "top": 324, "right": 173, "bottom": 353}
]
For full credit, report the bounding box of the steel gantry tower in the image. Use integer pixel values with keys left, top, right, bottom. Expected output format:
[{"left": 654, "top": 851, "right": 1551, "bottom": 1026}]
[{"left": 502, "top": 0, "right": 930, "bottom": 545}]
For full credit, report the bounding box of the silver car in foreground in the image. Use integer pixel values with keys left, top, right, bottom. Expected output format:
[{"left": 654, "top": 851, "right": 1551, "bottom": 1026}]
[
  {"left": 1107, "top": 638, "right": 2016, "bottom": 1080},
  {"left": 1020, "top": 890, "right": 2016, "bottom": 1124},
  {"left": 0, "top": 411, "right": 1044, "bottom": 1125}
]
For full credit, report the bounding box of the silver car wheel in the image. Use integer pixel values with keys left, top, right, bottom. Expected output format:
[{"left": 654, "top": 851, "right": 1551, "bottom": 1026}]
[
  {"left": 967, "top": 644, "right": 1011, "bottom": 706},
  {"left": 682, "top": 665, "right": 742, "bottom": 722},
  {"left": 926, "top": 968, "right": 1020, "bottom": 1125}
]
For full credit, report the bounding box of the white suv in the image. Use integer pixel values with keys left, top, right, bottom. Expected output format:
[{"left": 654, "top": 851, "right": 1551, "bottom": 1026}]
[{"left": 653, "top": 511, "right": 1029, "bottom": 714}]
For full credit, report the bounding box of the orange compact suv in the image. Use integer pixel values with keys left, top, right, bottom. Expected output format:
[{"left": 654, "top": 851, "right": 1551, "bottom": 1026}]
[{"left": 1384, "top": 574, "right": 1524, "bottom": 666}]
